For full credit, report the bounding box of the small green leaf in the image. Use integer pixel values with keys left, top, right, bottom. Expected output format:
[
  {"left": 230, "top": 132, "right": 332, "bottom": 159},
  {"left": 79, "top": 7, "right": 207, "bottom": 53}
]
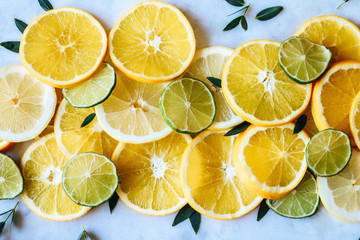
[
  {"left": 223, "top": 16, "right": 242, "bottom": 31},
  {"left": 207, "top": 77, "right": 222, "bottom": 88},
  {"left": 257, "top": 199, "right": 269, "bottom": 221},
  {"left": 293, "top": 114, "right": 307, "bottom": 134},
  {"left": 108, "top": 193, "right": 119, "bottom": 214},
  {"left": 255, "top": 6, "right": 283, "bottom": 21},
  {"left": 190, "top": 212, "right": 201, "bottom": 234},
  {"left": 224, "top": 121, "right": 251, "bottom": 136},
  {"left": 38, "top": 0, "right": 53, "bottom": 11},
  {"left": 225, "top": 0, "right": 245, "bottom": 7},
  {"left": 81, "top": 113, "right": 96, "bottom": 128},
  {"left": 0, "top": 221, "right": 5, "bottom": 234},
  {"left": 172, "top": 204, "right": 195, "bottom": 226},
  {"left": 0, "top": 41, "right": 20, "bottom": 53},
  {"left": 78, "top": 228, "right": 93, "bottom": 240},
  {"left": 14, "top": 19, "right": 27, "bottom": 33},
  {"left": 240, "top": 16, "right": 248, "bottom": 31},
  {"left": 337, "top": 0, "right": 349, "bottom": 9}
]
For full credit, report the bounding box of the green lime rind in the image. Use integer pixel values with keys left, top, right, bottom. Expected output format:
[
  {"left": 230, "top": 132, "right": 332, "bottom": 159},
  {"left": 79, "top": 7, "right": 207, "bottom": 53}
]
[
  {"left": 62, "top": 152, "right": 119, "bottom": 207},
  {"left": 278, "top": 36, "right": 332, "bottom": 84},
  {"left": 266, "top": 171, "right": 320, "bottom": 219},
  {"left": 0, "top": 153, "right": 24, "bottom": 200},
  {"left": 305, "top": 128, "right": 351, "bottom": 177},
  {"left": 159, "top": 77, "right": 216, "bottom": 134},
  {"left": 62, "top": 62, "right": 116, "bottom": 108}
]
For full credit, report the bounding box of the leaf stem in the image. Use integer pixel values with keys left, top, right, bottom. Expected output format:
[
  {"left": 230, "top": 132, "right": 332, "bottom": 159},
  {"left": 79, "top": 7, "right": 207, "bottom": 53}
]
[
  {"left": 337, "top": 0, "right": 349, "bottom": 9},
  {"left": 3, "top": 202, "right": 18, "bottom": 223}
]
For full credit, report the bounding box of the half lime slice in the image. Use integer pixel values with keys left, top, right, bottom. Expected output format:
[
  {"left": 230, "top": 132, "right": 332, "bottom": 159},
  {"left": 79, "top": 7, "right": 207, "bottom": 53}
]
[
  {"left": 63, "top": 62, "right": 116, "bottom": 108},
  {"left": 159, "top": 77, "right": 216, "bottom": 134},
  {"left": 306, "top": 129, "right": 351, "bottom": 177},
  {"left": 0, "top": 153, "right": 23, "bottom": 200},
  {"left": 266, "top": 171, "right": 320, "bottom": 218},
  {"left": 62, "top": 152, "right": 118, "bottom": 207},
  {"left": 278, "top": 36, "right": 331, "bottom": 84}
]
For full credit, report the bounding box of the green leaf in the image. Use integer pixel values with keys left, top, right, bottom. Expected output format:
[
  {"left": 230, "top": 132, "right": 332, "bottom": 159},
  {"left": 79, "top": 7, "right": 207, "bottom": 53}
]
[
  {"left": 81, "top": 113, "right": 96, "bottom": 128},
  {"left": 190, "top": 212, "right": 201, "bottom": 234},
  {"left": 78, "top": 228, "right": 93, "bottom": 240},
  {"left": 337, "top": 0, "right": 349, "bottom": 9},
  {"left": 293, "top": 114, "right": 307, "bottom": 134},
  {"left": 207, "top": 77, "right": 221, "bottom": 88},
  {"left": 172, "top": 204, "right": 195, "bottom": 226},
  {"left": 224, "top": 121, "right": 251, "bottom": 136},
  {"left": 0, "top": 41, "right": 20, "bottom": 53},
  {"left": 225, "top": 0, "right": 245, "bottom": 7},
  {"left": 14, "top": 18, "right": 27, "bottom": 33},
  {"left": 0, "top": 222, "right": 5, "bottom": 234},
  {"left": 255, "top": 6, "right": 283, "bottom": 21},
  {"left": 38, "top": 0, "right": 53, "bottom": 11},
  {"left": 223, "top": 16, "right": 242, "bottom": 31},
  {"left": 108, "top": 193, "right": 119, "bottom": 214},
  {"left": 240, "top": 16, "right": 248, "bottom": 31},
  {"left": 227, "top": 6, "right": 248, "bottom": 17},
  {"left": 257, "top": 199, "right": 269, "bottom": 221}
]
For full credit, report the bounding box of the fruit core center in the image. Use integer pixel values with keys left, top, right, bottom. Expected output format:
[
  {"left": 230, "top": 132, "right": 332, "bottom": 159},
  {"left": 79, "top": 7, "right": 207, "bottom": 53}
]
[
  {"left": 0, "top": 177, "right": 5, "bottom": 183},
  {"left": 151, "top": 156, "right": 167, "bottom": 179},
  {"left": 185, "top": 101, "right": 191, "bottom": 108},
  {"left": 12, "top": 96, "right": 20, "bottom": 105},
  {"left": 259, "top": 70, "right": 275, "bottom": 91},
  {"left": 57, "top": 33, "right": 74, "bottom": 53},
  {"left": 300, "top": 55, "right": 306, "bottom": 61},
  {"left": 130, "top": 98, "right": 149, "bottom": 112},
  {"left": 351, "top": 179, "right": 360, "bottom": 191},
  {"left": 222, "top": 164, "right": 236, "bottom": 180},
  {"left": 146, "top": 31, "right": 161, "bottom": 53},
  {"left": 42, "top": 166, "right": 62, "bottom": 184}
]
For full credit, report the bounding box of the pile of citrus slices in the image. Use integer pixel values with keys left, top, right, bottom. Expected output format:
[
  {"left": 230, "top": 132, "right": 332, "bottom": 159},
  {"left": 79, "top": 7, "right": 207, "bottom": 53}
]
[{"left": 1, "top": 0, "right": 360, "bottom": 225}]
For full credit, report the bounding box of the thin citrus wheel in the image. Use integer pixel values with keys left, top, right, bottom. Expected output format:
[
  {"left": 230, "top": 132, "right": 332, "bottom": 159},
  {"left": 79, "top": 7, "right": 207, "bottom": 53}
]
[
  {"left": 112, "top": 132, "right": 191, "bottom": 216},
  {"left": 222, "top": 40, "right": 312, "bottom": 127},
  {"left": 233, "top": 123, "right": 309, "bottom": 199},
  {"left": 0, "top": 153, "right": 23, "bottom": 200},
  {"left": 349, "top": 91, "right": 360, "bottom": 150},
  {"left": 109, "top": 1, "right": 196, "bottom": 83},
  {"left": 181, "top": 130, "right": 262, "bottom": 220},
  {"left": 0, "top": 65, "right": 56, "bottom": 142},
  {"left": 21, "top": 133, "right": 90, "bottom": 221},
  {"left": 20, "top": 7, "right": 107, "bottom": 88},
  {"left": 184, "top": 46, "right": 243, "bottom": 130}
]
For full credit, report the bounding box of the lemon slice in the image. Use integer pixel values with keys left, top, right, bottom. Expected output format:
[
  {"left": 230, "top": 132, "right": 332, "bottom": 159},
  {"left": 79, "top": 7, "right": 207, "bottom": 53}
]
[
  {"left": 63, "top": 62, "right": 116, "bottom": 108},
  {"left": 184, "top": 46, "right": 243, "bottom": 130},
  {"left": 112, "top": 132, "right": 191, "bottom": 215},
  {"left": 222, "top": 40, "right": 312, "bottom": 127},
  {"left": 295, "top": 15, "right": 360, "bottom": 62},
  {"left": 21, "top": 133, "right": 90, "bottom": 221},
  {"left": 181, "top": 130, "right": 262, "bottom": 220},
  {"left": 109, "top": 1, "right": 196, "bottom": 83},
  {"left": 62, "top": 153, "right": 118, "bottom": 207},
  {"left": 0, "top": 153, "right": 23, "bottom": 200},
  {"left": 20, "top": 7, "right": 107, "bottom": 88},
  {"left": 312, "top": 61, "right": 360, "bottom": 145},
  {"left": 95, "top": 70, "right": 172, "bottom": 144},
  {"left": 55, "top": 99, "right": 118, "bottom": 159},
  {"left": 0, "top": 140, "right": 15, "bottom": 152},
  {"left": 233, "top": 123, "right": 309, "bottom": 199},
  {"left": 317, "top": 148, "right": 360, "bottom": 222},
  {"left": 349, "top": 91, "right": 360, "bottom": 150},
  {"left": 0, "top": 65, "right": 56, "bottom": 142}
]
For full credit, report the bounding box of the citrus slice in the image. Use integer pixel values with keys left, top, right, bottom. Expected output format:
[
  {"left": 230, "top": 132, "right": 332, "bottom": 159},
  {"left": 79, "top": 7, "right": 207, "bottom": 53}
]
[
  {"left": 62, "top": 62, "right": 116, "bottom": 108},
  {"left": 0, "top": 65, "right": 56, "bottom": 142},
  {"left": 181, "top": 130, "right": 262, "bottom": 220},
  {"left": 306, "top": 129, "right": 351, "bottom": 177},
  {"left": 266, "top": 171, "right": 319, "bottom": 218},
  {"left": 112, "top": 132, "right": 191, "bottom": 215},
  {"left": 184, "top": 46, "right": 243, "bottom": 130},
  {"left": 62, "top": 152, "right": 118, "bottom": 207},
  {"left": 233, "top": 123, "right": 309, "bottom": 199},
  {"left": 21, "top": 133, "right": 90, "bottom": 221},
  {"left": 95, "top": 70, "right": 172, "bottom": 144},
  {"left": 20, "top": 7, "right": 107, "bottom": 88},
  {"left": 0, "top": 140, "right": 15, "bottom": 152},
  {"left": 109, "top": 1, "right": 196, "bottom": 83},
  {"left": 159, "top": 78, "right": 216, "bottom": 134},
  {"left": 312, "top": 61, "right": 360, "bottom": 145},
  {"left": 349, "top": 91, "right": 360, "bottom": 150},
  {"left": 55, "top": 99, "right": 118, "bottom": 159},
  {"left": 295, "top": 15, "right": 360, "bottom": 62},
  {"left": 317, "top": 148, "right": 360, "bottom": 222},
  {"left": 0, "top": 153, "right": 23, "bottom": 200},
  {"left": 303, "top": 105, "right": 319, "bottom": 137},
  {"left": 222, "top": 40, "right": 312, "bottom": 127},
  {"left": 278, "top": 37, "right": 331, "bottom": 84}
]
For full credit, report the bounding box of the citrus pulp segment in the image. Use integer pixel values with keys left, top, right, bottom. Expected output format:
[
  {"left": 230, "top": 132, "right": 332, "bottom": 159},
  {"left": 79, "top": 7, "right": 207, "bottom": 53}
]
[
  {"left": 181, "top": 130, "right": 262, "bottom": 220},
  {"left": 349, "top": 91, "right": 360, "bottom": 150},
  {"left": 0, "top": 153, "right": 23, "bottom": 200}
]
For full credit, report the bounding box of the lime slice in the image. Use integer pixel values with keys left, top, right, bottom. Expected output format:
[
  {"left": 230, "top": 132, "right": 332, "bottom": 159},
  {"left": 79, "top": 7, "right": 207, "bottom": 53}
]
[
  {"left": 62, "top": 152, "right": 118, "bottom": 207},
  {"left": 306, "top": 129, "right": 351, "bottom": 177},
  {"left": 62, "top": 62, "right": 116, "bottom": 108},
  {"left": 278, "top": 37, "right": 331, "bottom": 84},
  {"left": 266, "top": 171, "right": 320, "bottom": 218},
  {"left": 159, "top": 78, "right": 216, "bottom": 134},
  {"left": 0, "top": 153, "right": 23, "bottom": 200}
]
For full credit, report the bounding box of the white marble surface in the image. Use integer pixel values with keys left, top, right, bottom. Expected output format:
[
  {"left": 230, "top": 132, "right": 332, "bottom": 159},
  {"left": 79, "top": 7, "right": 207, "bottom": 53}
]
[{"left": 1, "top": 0, "right": 360, "bottom": 239}]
